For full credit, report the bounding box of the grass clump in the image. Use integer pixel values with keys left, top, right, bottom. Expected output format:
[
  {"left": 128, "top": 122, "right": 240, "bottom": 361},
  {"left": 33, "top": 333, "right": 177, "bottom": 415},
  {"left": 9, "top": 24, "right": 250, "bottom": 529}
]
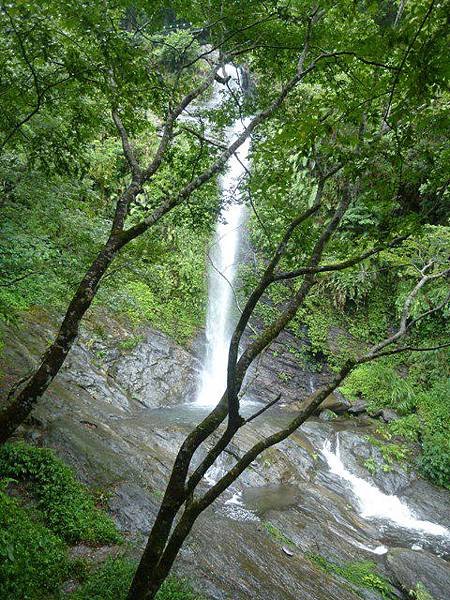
[
  {"left": 117, "top": 334, "right": 144, "bottom": 352},
  {"left": 308, "top": 553, "right": 395, "bottom": 598},
  {"left": 0, "top": 487, "right": 69, "bottom": 599},
  {"left": 156, "top": 576, "right": 204, "bottom": 600},
  {"left": 364, "top": 436, "right": 410, "bottom": 473},
  {"left": 263, "top": 521, "right": 295, "bottom": 548},
  {"left": 0, "top": 442, "right": 121, "bottom": 544},
  {"left": 70, "top": 557, "right": 203, "bottom": 600},
  {"left": 410, "top": 582, "right": 434, "bottom": 599},
  {"left": 69, "top": 557, "right": 135, "bottom": 600}
]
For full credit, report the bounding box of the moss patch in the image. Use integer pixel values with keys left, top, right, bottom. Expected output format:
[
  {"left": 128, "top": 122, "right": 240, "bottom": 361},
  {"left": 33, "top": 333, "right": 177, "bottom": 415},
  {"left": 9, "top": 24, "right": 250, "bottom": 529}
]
[
  {"left": 263, "top": 521, "right": 295, "bottom": 548},
  {"left": 307, "top": 553, "right": 395, "bottom": 598}
]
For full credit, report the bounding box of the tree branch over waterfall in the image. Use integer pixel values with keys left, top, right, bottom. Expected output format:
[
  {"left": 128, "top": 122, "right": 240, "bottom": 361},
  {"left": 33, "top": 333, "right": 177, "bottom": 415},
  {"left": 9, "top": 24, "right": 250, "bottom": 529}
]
[
  {"left": 1, "top": 12, "right": 334, "bottom": 443},
  {"left": 126, "top": 185, "right": 449, "bottom": 598}
]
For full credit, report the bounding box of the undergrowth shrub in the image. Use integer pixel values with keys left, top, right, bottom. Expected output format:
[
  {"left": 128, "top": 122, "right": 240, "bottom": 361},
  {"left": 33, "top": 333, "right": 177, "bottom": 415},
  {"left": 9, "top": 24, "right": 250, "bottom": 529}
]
[
  {"left": 0, "top": 487, "right": 69, "bottom": 599},
  {"left": 339, "top": 359, "right": 450, "bottom": 489},
  {"left": 70, "top": 557, "right": 203, "bottom": 600},
  {"left": 0, "top": 442, "right": 121, "bottom": 543}
]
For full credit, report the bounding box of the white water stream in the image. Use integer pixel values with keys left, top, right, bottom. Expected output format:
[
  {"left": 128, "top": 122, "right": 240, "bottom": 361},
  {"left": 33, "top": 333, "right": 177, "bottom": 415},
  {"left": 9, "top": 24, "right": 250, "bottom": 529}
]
[
  {"left": 196, "top": 65, "right": 251, "bottom": 408},
  {"left": 322, "top": 435, "right": 449, "bottom": 538}
]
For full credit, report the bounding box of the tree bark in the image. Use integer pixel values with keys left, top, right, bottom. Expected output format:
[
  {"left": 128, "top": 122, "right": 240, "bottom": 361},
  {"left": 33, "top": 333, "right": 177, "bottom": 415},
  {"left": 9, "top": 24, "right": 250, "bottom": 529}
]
[
  {"left": 127, "top": 504, "right": 200, "bottom": 600},
  {"left": 0, "top": 236, "right": 121, "bottom": 443}
]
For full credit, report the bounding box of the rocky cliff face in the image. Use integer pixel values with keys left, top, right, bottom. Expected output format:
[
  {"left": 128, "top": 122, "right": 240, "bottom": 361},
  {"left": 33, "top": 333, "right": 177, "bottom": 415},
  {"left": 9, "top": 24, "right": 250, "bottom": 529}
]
[{"left": 1, "top": 309, "right": 449, "bottom": 599}]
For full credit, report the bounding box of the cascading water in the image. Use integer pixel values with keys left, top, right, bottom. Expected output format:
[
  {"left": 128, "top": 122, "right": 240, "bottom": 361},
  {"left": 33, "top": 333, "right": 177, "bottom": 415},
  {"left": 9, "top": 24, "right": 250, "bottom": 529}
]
[
  {"left": 190, "top": 67, "right": 449, "bottom": 559},
  {"left": 322, "top": 435, "right": 450, "bottom": 538},
  {"left": 196, "top": 65, "right": 251, "bottom": 408}
]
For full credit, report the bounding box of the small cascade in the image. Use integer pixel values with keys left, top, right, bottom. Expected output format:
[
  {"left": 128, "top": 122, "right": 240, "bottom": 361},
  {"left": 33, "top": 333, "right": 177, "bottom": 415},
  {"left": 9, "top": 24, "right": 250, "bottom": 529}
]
[
  {"left": 308, "top": 374, "right": 316, "bottom": 395},
  {"left": 196, "top": 64, "right": 251, "bottom": 408},
  {"left": 204, "top": 460, "right": 227, "bottom": 486},
  {"left": 224, "top": 491, "right": 259, "bottom": 522},
  {"left": 322, "top": 435, "right": 450, "bottom": 538}
]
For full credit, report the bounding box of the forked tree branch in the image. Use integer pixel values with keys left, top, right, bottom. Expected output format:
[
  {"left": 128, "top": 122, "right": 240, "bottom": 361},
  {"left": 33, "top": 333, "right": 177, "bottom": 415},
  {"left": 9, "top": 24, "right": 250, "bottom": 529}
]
[
  {"left": 186, "top": 265, "right": 449, "bottom": 517},
  {"left": 111, "top": 109, "right": 142, "bottom": 178},
  {"left": 188, "top": 187, "right": 350, "bottom": 495},
  {"left": 129, "top": 190, "right": 449, "bottom": 599},
  {"left": 273, "top": 235, "right": 408, "bottom": 281}
]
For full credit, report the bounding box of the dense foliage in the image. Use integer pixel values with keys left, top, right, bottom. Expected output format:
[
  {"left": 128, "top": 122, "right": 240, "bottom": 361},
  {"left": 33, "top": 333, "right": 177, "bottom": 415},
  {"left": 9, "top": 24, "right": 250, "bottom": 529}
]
[
  {"left": 0, "top": 123, "right": 211, "bottom": 344},
  {"left": 0, "top": 487, "right": 69, "bottom": 599},
  {"left": 71, "top": 558, "right": 204, "bottom": 600},
  {"left": 0, "top": 442, "right": 120, "bottom": 543}
]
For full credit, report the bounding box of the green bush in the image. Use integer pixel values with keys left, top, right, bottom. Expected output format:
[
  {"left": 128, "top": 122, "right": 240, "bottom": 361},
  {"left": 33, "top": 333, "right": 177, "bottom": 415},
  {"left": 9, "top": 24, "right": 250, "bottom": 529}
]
[
  {"left": 410, "top": 582, "right": 434, "bottom": 600},
  {"left": 339, "top": 360, "right": 416, "bottom": 411},
  {"left": 365, "top": 436, "right": 410, "bottom": 473},
  {"left": 0, "top": 488, "right": 69, "bottom": 600},
  {"left": 339, "top": 360, "right": 450, "bottom": 489},
  {"left": 419, "top": 431, "right": 450, "bottom": 490},
  {"left": 387, "top": 414, "right": 421, "bottom": 442},
  {"left": 70, "top": 557, "right": 203, "bottom": 600},
  {"left": 69, "top": 557, "right": 136, "bottom": 600},
  {"left": 0, "top": 443, "right": 121, "bottom": 543}
]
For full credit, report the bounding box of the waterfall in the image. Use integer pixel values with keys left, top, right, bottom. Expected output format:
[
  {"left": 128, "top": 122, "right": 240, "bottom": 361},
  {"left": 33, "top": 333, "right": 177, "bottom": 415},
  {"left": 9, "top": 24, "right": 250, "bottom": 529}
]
[
  {"left": 195, "top": 65, "right": 251, "bottom": 408},
  {"left": 322, "top": 435, "right": 450, "bottom": 537}
]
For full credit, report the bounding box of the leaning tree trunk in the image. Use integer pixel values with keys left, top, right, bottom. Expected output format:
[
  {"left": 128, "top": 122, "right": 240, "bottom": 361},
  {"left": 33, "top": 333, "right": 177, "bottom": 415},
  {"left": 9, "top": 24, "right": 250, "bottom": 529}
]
[
  {"left": 0, "top": 235, "right": 121, "bottom": 443},
  {"left": 126, "top": 505, "right": 199, "bottom": 600}
]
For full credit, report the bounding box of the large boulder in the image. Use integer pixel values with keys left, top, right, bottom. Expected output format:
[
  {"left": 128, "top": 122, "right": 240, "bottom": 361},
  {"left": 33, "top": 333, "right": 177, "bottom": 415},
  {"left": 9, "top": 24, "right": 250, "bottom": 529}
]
[
  {"left": 386, "top": 548, "right": 450, "bottom": 600},
  {"left": 348, "top": 400, "right": 368, "bottom": 415},
  {"left": 319, "top": 409, "right": 337, "bottom": 421},
  {"left": 294, "top": 391, "right": 351, "bottom": 416},
  {"left": 379, "top": 408, "right": 400, "bottom": 423},
  {"left": 318, "top": 390, "right": 351, "bottom": 414}
]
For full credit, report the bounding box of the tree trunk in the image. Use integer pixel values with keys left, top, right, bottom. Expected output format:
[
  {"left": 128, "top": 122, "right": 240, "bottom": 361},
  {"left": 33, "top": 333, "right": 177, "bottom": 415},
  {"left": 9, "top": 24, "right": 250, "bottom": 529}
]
[
  {"left": 127, "top": 507, "right": 197, "bottom": 600},
  {"left": 0, "top": 236, "right": 120, "bottom": 443}
]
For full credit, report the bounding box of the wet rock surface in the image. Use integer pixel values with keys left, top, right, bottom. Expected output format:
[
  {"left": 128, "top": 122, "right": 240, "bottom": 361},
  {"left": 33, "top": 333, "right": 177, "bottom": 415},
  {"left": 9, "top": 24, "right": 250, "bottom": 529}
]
[
  {"left": 1, "top": 311, "right": 449, "bottom": 599},
  {"left": 386, "top": 548, "right": 450, "bottom": 600}
]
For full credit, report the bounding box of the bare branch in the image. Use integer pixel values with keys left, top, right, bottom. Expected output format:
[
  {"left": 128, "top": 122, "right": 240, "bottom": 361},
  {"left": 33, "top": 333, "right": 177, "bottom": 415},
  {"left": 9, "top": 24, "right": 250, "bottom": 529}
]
[
  {"left": 225, "top": 183, "right": 326, "bottom": 424},
  {"left": 369, "top": 264, "right": 449, "bottom": 356},
  {"left": 181, "top": 13, "right": 279, "bottom": 71},
  {"left": 141, "top": 64, "right": 221, "bottom": 183},
  {"left": 232, "top": 151, "right": 272, "bottom": 242},
  {"left": 192, "top": 325, "right": 447, "bottom": 518},
  {"left": 179, "top": 124, "right": 227, "bottom": 149},
  {"left": 119, "top": 59, "right": 320, "bottom": 245},
  {"left": 245, "top": 393, "right": 282, "bottom": 424},
  {"left": 366, "top": 342, "right": 450, "bottom": 361},
  {"left": 0, "top": 271, "right": 41, "bottom": 287},
  {"left": 383, "top": 0, "right": 436, "bottom": 128},
  {"left": 0, "top": 7, "right": 78, "bottom": 151}
]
